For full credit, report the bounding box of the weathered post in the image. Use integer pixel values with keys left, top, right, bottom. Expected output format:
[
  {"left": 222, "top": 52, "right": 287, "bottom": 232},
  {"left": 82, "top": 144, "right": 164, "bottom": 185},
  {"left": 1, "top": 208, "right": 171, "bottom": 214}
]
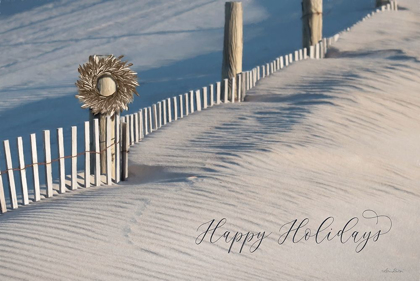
[
  {"left": 302, "top": 0, "right": 323, "bottom": 55},
  {"left": 89, "top": 72, "right": 116, "bottom": 177},
  {"left": 76, "top": 55, "right": 139, "bottom": 183},
  {"left": 221, "top": 2, "right": 243, "bottom": 101}
]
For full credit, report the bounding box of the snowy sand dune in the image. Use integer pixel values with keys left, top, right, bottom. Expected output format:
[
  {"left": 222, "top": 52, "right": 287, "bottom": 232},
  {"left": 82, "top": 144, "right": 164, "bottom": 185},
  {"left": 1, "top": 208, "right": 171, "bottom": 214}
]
[{"left": 0, "top": 1, "right": 419, "bottom": 280}]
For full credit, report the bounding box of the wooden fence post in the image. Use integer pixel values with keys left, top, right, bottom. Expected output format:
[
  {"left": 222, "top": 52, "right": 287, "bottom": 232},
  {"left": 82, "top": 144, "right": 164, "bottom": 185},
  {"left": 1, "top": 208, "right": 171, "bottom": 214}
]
[
  {"left": 216, "top": 82, "right": 221, "bottom": 105},
  {"left": 114, "top": 115, "right": 120, "bottom": 183},
  {"left": 210, "top": 85, "right": 214, "bottom": 107},
  {"left": 17, "top": 137, "right": 29, "bottom": 205},
  {"left": 203, "top": 87, "right": 208, "bottom": 109},
  {"left": 196, "top": 90, "right": 202, "bottom": 111},
  {"left": 237, "top": 74, "right": 242, "bottom": 102},
  {"left": 224, "top": 79, "right": 229, "bottom": 103},
  {"left": 57, "top": 128, "right": 66, "bottom": 193},
  {"left": 134, "top": 113, "right": 139, "bottom": 142},
  {"left": 71, "top": 126, "right": 78, "bottom": 190},
  {"left": 43, "top": 130, "right": 53, "bottom": 198},
  {"left": 0, "top": 173, "right": 6, "bottom": 213},
  {"left": 190, "top": 91, "right": 194, "bottom": 114},
  {"left": 167, "top": 100, "right": 172, "bottom": 122},
  {"left": 148, "top": 106, "right": 153, "bottom": 129},
  {"left": 121, "top": 122, "right": 129, "bottom": 181},
  {"left": 222, "top": 2, "right": 243, "bottom": 101},
  {"left": 89, "top": 112, "right": 116, "bottom": 176},
  {"left": 157, "top": 103, "right": 162, "bottom": 128},
  {"left": 179, "top": 95, "right": 184, "bottom": 118},
  {"left": 106, "top": 117, "right": 112, "bottom": 185},
  {"left": 30, "top": 134, "right": 40, "bottom": 201},
  {"left": 94, "top": 119, "right": 101, "bottom": 186},
  {"left": 145, "top": 107, "right": 150, "bottom": 133},
  {"left": 231, "top": 77, "right": 236, "bottom": 103},
  {"left": 173, "top": 97, "right": 178, "bottom": 121},
  {"left": 153, "top": 104, "right": 158, "bottom": 130},
  {"left": 302, "top": 0, "right": 323, "bottom": 54},
  {"left": 84, "top": 121, "right": 91, "bottom": 187},
  {"left": 184, "top": 93, "right": 189, "bottom": 116},
  {"left": 4, "top": 140, "right": 17, "bottom": 208},
  {"left": 139, "top": 111, "right": 143, "bottom": 140}
]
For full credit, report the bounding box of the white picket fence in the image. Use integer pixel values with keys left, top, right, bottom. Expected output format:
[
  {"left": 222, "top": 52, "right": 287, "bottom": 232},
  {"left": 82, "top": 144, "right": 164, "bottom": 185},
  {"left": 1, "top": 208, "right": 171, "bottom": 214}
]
[{"left": 0, "top": 2, "right": 397, "bottom": 215}]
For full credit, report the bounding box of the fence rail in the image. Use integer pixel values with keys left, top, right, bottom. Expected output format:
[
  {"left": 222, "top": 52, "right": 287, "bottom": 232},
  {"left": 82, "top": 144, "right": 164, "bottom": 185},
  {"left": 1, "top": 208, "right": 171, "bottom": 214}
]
[{"left": 0, "top": 2, "right": 397, "bottom": 215}]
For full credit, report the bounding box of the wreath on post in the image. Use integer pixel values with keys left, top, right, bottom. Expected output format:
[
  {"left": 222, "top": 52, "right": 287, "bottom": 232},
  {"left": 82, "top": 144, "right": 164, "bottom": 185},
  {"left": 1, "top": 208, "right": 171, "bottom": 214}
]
[{"left": 75, "top": 55, "right": 139, "bottom": 116}]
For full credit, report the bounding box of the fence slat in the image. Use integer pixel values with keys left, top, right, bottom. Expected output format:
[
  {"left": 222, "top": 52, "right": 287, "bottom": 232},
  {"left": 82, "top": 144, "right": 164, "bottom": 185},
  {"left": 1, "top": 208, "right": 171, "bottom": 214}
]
[
  {"left": 130, "top": 114, "right": 135, "bottom": 143},
  {"left": 84, "top": 121, "right": 91, "bottom": 188},
  {"left": 17, "top": 137, "right": 29, "bottom": 205},
  {"left": 315, "top": 43, "right": 320, "bottom": 59},
  {"left": 94, "top": 119, "right": 101, "bottom": 186},
  {"left": 115, "top": 115, "right": 120, "bottom": 183},
  {"left": 196, "top": 90, "right": 202, "bottom": 111},
  {"left": 142, "top": 110, "right": 147, "bottom": 136},
  {"left": 139, "top": 110, "right": 143, "bottom": 140},
  {"left": 224, "top": 79, "right": 229, "bottom": 103},
  {"left": 71, "top": 126, "right": 78, "bottom": 190},
  {"left": 148, "top": 106, "right": 153, "bottom": 130},
  {"left": 121, "top": 122, "right": 129, "bottom": 181},
  {"left": 134, "top": 113, "right": 139, "bottom": 142},
  {"left": 163, "top": 100, "right": 167, "bottom": 125},
  {"left": 106, "top": 117, "right": 112, "bottom": 185},
  {"left": 167, "top": 100, "right": 172, "bottom": 123},
  {"left": 189, "top": 91, "right": 194, "bottom": 114},
  {"left": 57, "top": 128, "right": 66, "bottom": 193},
  {"left": 216, "top": 82, "right": 221, "bottom": 105},
  {"left": 209, "top": 85, "right": 214, "bottom": 107},
  {"left": 231, "top": 77, "right": 236, "bottom": 103},
  {"left": 43, "top": 130, "right": 53, "bottom": 198},
  {"left": 173, "top": 97, "right": 178, "bottom": 121},
  {"left": 157, "top": 102, "right": 162, "bottom": 128},
  {"left": 184, "top": 93, "right": 189, "bottom": 116},
  {"left": 126, "top": 115, "right": 130, "bottom": 144},
  {"left": 30, "top": 134, "right": 40, "bottom": 201},
  {"left": 249, "top": 71, "right": 252, "bottom": 90},
  {"left": 237, "top": 74, "right": 242, "bottom": 102},
  {"left": 179, "top": 95, "right": 184, "bottom": 118},
  {"left": 310, "top": 46, "right": 315, "bottom": 59},
  {"left": 153, "top": 104, "right": 158, "bottom": 130},
  {"left": 203, "top": 87, "right": 208, "bottom": 109},
  {"left": 295, "top": 50, "right": 299, "bottom": 62},
  {"left": 242, "top": 73, "right": 246, "bottom": 101},
  {"left": 4, "top": 140, "right": 17, "bottom": 209},
  {"left": 0, "top": 171, "right": 6, "bottom": 213}
]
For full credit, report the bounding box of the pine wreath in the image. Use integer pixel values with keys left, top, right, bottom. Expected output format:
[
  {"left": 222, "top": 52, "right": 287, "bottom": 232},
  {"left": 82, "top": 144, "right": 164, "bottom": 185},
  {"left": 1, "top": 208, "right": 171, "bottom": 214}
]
[{"left": 75, "top": 55, "right": 139, "bottom": 116}]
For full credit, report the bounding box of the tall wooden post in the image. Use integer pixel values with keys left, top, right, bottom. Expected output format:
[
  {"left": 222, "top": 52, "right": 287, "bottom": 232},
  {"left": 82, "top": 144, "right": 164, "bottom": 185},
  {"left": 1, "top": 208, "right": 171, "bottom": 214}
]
[
  {"left": 376, "top": 0, "right": 390, "bottom": 7},
  {"left": 89, "top": 56, "right": 117, "bottom": 178},
  {"left": 302, "top": 0, "right": 323, "bottom": 53},
  {"left": 221, "top": 2, "right": 243, "bottom": 101}
]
